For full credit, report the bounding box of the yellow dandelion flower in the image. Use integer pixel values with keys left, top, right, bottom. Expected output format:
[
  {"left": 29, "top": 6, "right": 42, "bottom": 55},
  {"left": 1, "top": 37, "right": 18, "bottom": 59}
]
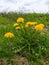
[
  {"left": 25, "top": 22, "right": 37, "bottom": 27},
  {"left": 16, "top": 27, "right": 20, "bottom": 30},
  {"left": 13, "top": 23, "right": 19, "bottom": 27},
  {"left": 38, "top": 24, "right": 44, "bottom": 27},
  {"left": 4, "top": 32, "right": 14, "bottom": 38},
  {"left": 34, "top": 24, "right": 44, "bottom": 31},
  {"left": 17, "top": 17, "right": 24, "bottom": 23},
  {"left": 25, "top": 22, "right": 32, "bottom": 27}
]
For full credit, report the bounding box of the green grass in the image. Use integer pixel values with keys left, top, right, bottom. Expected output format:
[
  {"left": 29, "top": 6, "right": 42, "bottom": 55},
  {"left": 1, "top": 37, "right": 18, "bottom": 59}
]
[{"left": 0, "top": 12, "right": 49, "bottom": 65}]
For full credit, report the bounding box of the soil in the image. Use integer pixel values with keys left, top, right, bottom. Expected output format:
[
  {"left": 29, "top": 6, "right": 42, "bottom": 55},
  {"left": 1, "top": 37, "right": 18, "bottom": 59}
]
[{"left": 0, "top": 55, "right": 29, "bottom": 65}]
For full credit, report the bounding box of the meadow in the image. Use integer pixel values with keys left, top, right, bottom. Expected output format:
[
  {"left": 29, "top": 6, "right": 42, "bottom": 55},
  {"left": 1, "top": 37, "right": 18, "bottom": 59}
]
[{"left": 0, "top": 12, "right": 49, "bottom": 65}]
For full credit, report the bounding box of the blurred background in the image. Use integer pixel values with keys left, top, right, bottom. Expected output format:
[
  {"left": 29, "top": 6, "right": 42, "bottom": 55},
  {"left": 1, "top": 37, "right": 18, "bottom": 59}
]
[{"left": 0, "top": 0, "right": 49, "bottom": 13}]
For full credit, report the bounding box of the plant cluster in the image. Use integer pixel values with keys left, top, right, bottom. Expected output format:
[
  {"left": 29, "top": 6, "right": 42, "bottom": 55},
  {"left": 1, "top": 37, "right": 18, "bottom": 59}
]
[{"left": 0, "top": 17, "right": 49, "bottom": 62}]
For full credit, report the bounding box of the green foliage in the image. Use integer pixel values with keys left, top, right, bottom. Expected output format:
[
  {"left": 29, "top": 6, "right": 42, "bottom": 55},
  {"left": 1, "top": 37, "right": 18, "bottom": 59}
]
[{"left": 0, "top": 13, "right": 49, "bottom": 64}]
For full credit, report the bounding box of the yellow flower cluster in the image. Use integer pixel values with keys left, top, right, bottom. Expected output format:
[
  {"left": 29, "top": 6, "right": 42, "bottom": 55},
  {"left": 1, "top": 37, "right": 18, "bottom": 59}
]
[
  {"left": 34, "top": 24, "right": 44, "bottom": 31},
  {"left": 25, "top": 22, "right": 37, "bottom": 27},
  {"left": 25, "top": 21, "right": 44, "bottom": 31},
  {"left": 4, "top": 17, "right": 45, "bottom": 38},
  {"left": 13, "top": 17, "right": 45, "bottom": 31},
  {"left": 13, "top": 17, "right": 24, "bottom": 30},
  {"left": 4, "top": 32, "right": 14, "bottom": 38},
  {"left": 17, "top": 17, "right": 24, "bottom": 23}
]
